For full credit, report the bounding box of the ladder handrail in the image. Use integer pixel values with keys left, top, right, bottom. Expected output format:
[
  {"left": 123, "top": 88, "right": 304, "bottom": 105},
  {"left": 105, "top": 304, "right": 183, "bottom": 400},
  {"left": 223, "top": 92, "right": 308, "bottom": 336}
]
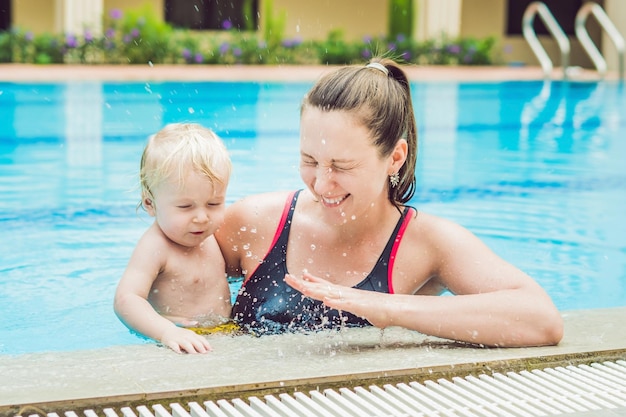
[
  {"left": 522, "top": 2, "right": 570, "bottom": 79},
  {"left": 575, "top": 2, "right": 625, "bottom": 79}
]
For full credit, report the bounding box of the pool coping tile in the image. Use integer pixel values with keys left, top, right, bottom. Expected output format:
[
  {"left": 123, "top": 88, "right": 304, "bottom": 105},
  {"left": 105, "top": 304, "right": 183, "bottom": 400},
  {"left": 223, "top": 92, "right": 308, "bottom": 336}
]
[
  {"left": 1, "top": 307, "right": 624, "bottom": 415},
  {"left": 0, "top": 63, "right": 615, "bottom": 82}
]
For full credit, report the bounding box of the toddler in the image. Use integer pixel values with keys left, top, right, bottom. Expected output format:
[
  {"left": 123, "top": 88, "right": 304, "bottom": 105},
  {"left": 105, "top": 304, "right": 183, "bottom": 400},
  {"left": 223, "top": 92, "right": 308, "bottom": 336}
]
[{"left": 114, "top": 123, "right": 232, "bottom": 353}]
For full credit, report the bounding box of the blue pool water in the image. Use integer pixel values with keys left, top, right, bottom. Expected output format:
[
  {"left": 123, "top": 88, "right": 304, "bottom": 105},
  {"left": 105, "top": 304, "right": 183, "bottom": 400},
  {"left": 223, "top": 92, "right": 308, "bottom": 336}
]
[{"left": 1, "top": 79, "right": 625, "bottom": 355}]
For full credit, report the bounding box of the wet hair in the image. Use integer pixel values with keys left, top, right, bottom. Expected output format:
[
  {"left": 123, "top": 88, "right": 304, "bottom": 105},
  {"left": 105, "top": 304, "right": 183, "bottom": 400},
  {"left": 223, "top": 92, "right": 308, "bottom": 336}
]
[
  {"left": 301, "top": 57, "right": 417, "bottom": 206},
  {"left": 139, "top": 123, "right": 231, "bottom": 210}
]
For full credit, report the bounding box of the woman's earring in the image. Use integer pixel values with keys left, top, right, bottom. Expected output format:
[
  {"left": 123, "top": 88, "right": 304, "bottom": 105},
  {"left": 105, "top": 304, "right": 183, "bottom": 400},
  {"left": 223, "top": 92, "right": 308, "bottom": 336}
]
[{"left": 389, "top": 172, "right": 400, "bottom": 188}]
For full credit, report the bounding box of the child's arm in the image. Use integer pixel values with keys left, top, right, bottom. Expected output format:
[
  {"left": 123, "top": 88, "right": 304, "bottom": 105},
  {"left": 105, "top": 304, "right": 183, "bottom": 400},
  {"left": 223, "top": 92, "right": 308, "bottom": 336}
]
[{"left": 113, "top": 231, "right": 213, "bottom": 354}]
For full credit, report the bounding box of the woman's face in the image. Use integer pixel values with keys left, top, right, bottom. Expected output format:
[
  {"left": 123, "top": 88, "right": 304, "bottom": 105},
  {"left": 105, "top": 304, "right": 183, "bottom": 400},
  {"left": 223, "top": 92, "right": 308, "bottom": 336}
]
[{"left": 300, "top": 107, "right": 392, "bottom": 225}]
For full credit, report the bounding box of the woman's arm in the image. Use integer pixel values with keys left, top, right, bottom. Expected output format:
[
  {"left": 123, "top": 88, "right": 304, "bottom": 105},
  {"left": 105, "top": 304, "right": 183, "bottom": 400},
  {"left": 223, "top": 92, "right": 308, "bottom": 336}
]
[
  {"left": 287, "top": 273, "right": 562, "bottom": 347},
  {"left": 285, "top": 215, "right": 563, "bottom": 347}
]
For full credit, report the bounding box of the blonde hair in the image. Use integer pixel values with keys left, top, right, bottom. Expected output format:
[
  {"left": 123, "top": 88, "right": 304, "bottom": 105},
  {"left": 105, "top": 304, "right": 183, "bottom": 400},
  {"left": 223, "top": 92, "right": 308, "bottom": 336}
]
[{"left": 139, "top": 123, "right": 231, "bottom": 209}]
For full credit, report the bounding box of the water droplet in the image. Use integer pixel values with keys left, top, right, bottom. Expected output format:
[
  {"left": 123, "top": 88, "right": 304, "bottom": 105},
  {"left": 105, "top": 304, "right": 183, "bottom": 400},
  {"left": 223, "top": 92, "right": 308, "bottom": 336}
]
[
  {"left": 310, "top": 244, "right": 316, "bottom": 251},
  {"left": 240, "top": 226, "right": 247, "bottom": 232},
  {"left": 188, "top": 107, "right": 195, "bottom": 114},
  {"left": 307, "top": 258, "right": 313, "bottom": 264},
  {"left": 351, "top": 215, "right": 356, "bottom": 220}
]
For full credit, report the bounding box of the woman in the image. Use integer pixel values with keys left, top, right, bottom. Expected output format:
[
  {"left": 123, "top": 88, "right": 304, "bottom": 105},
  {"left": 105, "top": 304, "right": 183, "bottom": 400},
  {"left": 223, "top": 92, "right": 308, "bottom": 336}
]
[{"left": 215, "top": 58, "right": 564, "bottom": 347}]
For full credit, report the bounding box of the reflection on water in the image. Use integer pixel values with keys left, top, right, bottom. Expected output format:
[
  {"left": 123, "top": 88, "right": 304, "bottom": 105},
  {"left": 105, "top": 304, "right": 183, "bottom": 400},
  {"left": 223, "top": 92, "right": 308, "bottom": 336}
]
[
  {"left": 0, "top": 80, "right": 625, "bottom": 355},
  {"left": 65, "top": 83, "right": 103, "bottom": 167}
]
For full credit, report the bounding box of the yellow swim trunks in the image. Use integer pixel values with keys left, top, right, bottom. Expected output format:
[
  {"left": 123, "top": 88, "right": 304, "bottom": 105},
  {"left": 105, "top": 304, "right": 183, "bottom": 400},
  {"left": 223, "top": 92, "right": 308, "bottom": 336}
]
[{"left": 187, "top": 321, "right": 240, "bottom": 335}]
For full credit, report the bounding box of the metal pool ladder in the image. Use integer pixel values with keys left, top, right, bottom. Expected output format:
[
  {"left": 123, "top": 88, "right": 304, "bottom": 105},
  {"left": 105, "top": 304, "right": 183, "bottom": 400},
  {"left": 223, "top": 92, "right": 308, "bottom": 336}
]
[
  {"left": 522, "top": 1, "right": 570, "bottom": 79},
  {"left": 575, "top": 1, "right": 625, "bottom": 79},
  {"left": 523, "top": 1, "right": 625, "bottom": 80},
  {"left": 16, "top": 359, "right": 626, "bottom": 417}
]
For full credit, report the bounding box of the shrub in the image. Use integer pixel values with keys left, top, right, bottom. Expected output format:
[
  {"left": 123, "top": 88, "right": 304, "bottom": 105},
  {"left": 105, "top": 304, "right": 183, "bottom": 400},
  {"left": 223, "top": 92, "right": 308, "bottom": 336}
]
[
  {"left": 102, "top": 6, "right": 173, "bottom": 64},
  {"left": 262, "top": 0, "right": 286, "bottom": 49},
  {"left": 388, "top": 0, "right": 414, "bottom": 40},
  {"left": 0, "top": 31, "right": 11, "bottom": 62},
  {"left": 9, "top": 28, "right": 33, "bottom": 63},
  {"left": 0, "top": 5, "right": 496, "bottom": 67},
  {"left": 32, "top": 33, "right": 65, "bottom": 64},
  {"left": 316, "top": 30, "right": 360, "bottom": 65}
]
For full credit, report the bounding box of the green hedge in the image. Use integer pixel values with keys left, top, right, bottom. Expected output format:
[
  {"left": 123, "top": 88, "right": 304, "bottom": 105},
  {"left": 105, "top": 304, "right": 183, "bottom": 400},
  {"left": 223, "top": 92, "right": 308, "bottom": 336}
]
[{"left": 0, "top": 7, "right": 496, "bottom": 66}]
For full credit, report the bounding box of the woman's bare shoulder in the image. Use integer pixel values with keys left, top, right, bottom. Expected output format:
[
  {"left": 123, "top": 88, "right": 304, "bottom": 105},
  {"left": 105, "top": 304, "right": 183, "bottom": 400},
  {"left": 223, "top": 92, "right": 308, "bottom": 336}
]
[
  {"left": 219, "top": 190, "right": 296, "bottom": 242},
  {"left": 406, "top": 210, "right": 463, "bottom": 236},
  {"left": 403, "top": 209, "right": 480, "bottom": 252},
  {"left": 227, "top": 190, "right": 295, "bottom": 218}
]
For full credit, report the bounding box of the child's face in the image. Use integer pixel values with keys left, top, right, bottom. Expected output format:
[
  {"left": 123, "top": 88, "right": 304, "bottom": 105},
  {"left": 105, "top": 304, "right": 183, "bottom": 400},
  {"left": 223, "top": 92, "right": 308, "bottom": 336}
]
[{"left": 147, "top": 170, "right": 227, "bottom": 248}]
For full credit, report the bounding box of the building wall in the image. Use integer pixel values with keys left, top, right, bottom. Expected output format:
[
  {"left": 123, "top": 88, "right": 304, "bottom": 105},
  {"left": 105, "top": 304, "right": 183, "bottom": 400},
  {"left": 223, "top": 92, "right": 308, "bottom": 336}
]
[
  {"left": 270, "top": 0, "right": 387, "bottom": 41},
  {"left": 12, "top": 0, "right": 56, "bottom": 34},
  {"left": 459, "top": 0, "right": 502, "bottom": 39},
  {"left": 604, "top": 0, "right": 626, "bottom": 73},
  {"left": 414, "top": 0, "right": 462, "bottom": 41},
  {"left": 11, "top": 0, "right": 165, "bottom": 35}
]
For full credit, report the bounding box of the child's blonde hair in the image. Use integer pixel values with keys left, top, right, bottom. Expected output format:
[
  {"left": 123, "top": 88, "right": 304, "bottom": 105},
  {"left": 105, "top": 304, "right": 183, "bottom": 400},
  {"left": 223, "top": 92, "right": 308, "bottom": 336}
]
[{"left": 139, "top": 123, "right": 231, "bottom": 209}]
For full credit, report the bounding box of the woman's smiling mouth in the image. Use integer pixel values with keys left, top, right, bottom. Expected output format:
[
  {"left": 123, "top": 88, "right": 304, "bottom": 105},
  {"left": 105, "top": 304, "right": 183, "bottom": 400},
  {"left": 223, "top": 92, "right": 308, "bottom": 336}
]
[{"left": 321, "top": 194, "right": 349, "bottom": 207}]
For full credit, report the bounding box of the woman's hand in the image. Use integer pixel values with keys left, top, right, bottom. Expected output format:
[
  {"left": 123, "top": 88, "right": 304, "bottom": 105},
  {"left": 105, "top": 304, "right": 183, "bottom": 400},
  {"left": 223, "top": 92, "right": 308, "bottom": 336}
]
[
  {"left": 285, "top": 272, "right": 392, "bottom": 328},
  {"left": 160, "top": 326, "right": 213, "bottom": 354}
]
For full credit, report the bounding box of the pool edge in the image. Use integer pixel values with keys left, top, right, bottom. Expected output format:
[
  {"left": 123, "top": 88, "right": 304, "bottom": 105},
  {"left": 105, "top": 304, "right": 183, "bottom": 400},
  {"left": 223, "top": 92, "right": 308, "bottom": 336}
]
[{"left": 1, "top": 306, "right": 624, "bottom": 415}]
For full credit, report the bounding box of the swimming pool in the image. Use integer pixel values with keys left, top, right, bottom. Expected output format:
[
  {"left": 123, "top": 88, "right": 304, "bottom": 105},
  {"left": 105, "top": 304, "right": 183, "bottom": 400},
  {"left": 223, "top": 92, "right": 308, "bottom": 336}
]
[{"left": 1, "top": 79, "right": 625, "bottom": 355}]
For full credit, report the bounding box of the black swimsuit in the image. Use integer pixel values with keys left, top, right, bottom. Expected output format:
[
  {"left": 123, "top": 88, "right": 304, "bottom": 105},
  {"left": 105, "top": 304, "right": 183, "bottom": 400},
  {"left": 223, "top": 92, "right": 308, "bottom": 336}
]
[{"left": 232, "top": 190, "right": 415, "bottom": 334}]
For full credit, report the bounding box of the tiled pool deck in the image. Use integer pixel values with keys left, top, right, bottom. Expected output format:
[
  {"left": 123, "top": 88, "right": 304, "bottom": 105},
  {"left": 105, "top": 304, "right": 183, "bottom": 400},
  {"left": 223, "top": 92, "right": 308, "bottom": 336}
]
[
  {"left": 0, "top": 62, "right": 615, "bottom": 82},
  {"left": 1, "top": 64, "right": 624, "bottom": 416},
  {"left": 1, "top": 308, "right": 625, "bottom": 415}
]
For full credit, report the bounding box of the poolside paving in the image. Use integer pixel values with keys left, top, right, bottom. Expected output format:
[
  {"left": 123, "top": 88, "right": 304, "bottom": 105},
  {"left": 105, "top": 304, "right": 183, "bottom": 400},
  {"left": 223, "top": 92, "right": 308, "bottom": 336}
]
[
  {"left": 1, "top": 64, "right": 624, "bottom": 415},
  {"left": 1, "top": 307, "right": 625, "bottom": 415},
  {"left": 0, "top": 63, "right": 613, "bottom": 82}
]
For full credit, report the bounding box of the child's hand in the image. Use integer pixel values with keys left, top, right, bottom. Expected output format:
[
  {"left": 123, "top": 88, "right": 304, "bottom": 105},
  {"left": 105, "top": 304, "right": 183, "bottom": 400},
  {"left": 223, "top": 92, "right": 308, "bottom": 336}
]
[{"left": 160, "top": 326, "right": 213, "bottom": 354}]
